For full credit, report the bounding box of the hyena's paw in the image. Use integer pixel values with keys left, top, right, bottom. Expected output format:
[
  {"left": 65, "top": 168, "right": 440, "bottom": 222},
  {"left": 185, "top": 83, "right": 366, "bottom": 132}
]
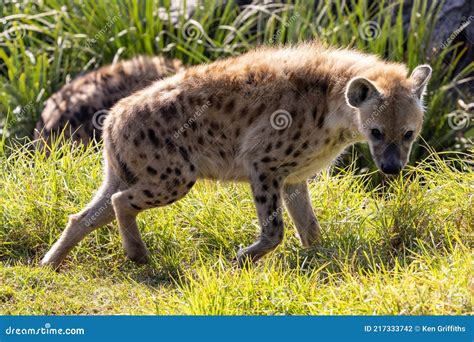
[
  {"left": 125, "top": 244, "right": 149, "bottom": 265},
  {"left": 300, "top": 231, "right": 322, "bottom": 248}
]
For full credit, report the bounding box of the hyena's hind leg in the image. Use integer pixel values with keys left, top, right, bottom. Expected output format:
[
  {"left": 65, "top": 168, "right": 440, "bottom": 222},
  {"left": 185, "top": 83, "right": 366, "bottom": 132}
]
[
  {"left": 111, "top": 167, "right": 197, "bottom": 264},
  {"left": 40, "top": 166, "right": 121, "bottom": 268}
]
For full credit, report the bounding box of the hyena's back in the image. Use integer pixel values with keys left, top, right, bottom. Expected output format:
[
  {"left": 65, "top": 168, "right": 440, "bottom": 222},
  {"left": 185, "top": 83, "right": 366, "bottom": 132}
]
[{"left": 34, "top": 56, "right": 184, "bottom": 147}]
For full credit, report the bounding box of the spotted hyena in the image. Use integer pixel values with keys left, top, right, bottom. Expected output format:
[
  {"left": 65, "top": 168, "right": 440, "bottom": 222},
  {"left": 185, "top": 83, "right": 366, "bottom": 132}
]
[
  {"left": 34, "top": 56, "right": 184, "bottom": 148},
  {"left": 41, "top": 42, "right": 431, "bottom": 268}
]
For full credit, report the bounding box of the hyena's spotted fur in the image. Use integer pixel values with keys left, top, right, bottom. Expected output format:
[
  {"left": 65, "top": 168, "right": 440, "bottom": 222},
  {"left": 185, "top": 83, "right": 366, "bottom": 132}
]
[
  {"left": 41, "top": 42, "right": 431, "bottom": 268},
  {"left": 34, "top": 56, "right": 184, "bottom": 147}
]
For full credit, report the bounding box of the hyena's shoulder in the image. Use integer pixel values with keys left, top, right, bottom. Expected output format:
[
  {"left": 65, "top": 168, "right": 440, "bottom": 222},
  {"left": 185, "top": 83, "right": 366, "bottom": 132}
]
[{"left": 35, "top": 56, "right": 184, "bottom": 147}]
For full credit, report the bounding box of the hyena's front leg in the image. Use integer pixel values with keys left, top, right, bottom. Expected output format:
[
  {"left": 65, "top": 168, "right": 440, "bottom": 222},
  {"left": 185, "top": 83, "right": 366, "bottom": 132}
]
[
  {"left": 283, "top": 182, "right": 321, "bottom": 247},
  {"left": 237, "top": 170, "right": 285, "bottom": 265}
]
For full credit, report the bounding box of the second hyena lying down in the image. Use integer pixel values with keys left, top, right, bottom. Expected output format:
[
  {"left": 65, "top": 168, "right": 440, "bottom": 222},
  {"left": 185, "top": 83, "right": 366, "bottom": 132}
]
[
  {"left": 41, "top": 42, "right": 431, "bottom": 268},
  {"left": 34, "top": 56, "right": 184, "bottom": 148}
]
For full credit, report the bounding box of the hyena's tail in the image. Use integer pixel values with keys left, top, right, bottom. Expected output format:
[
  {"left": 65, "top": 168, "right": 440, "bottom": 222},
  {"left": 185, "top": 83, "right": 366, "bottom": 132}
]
[
  {"left": 102, "top": 114, "right": 138, "bottom": 187},
  {"left": 34, "top": 55, "right": 185, "bottom": 149}
]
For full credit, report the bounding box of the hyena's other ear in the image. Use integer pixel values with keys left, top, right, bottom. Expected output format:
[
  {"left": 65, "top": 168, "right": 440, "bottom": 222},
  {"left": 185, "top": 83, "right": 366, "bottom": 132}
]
[
  {"left": 345, "top": 77, "right": 380, "bottom": 109},
  {"left": 409, "top": 64, "right": 432, "bottom": 99}
]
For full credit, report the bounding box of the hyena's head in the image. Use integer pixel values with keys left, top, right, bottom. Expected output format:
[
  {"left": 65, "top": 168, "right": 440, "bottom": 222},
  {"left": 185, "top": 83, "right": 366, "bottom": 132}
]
[{"left": 345, "top": 64, "right": 432, "bottom": 174}]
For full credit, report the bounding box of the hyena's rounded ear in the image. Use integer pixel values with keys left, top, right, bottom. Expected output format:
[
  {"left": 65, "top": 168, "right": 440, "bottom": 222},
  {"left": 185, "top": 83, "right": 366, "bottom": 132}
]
[
  {"left": 409, "top": 64, "right": 432, "bottom": 100},
  {"left": 345, "top": 77, "right": 380, "bottom": 109}
]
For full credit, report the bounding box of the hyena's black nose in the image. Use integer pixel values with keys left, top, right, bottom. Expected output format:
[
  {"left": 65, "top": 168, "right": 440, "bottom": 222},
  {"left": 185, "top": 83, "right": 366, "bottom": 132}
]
[{"left": 381, "top": 162, "right": 402, "bottom": 174}]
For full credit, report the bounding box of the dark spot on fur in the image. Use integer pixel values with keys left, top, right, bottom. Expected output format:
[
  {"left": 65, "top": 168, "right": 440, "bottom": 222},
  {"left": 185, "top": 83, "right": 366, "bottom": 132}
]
[
  {"left": 317, "top": 115, "right": 325, "bottom": 129},
  {"left": 131, "top": 203, "right": 142, "bottom": 210},
  {"left": 143, "top": 190, "right": 154, "bottom": 198},
  {"left": 146, "top": 166, "right": 158, "bottom": 175},
  {"left": 160, "top": 173, "right": 168, "bottom": 180},
  {"left": 224, "top": 99, "right": 235, "bottom": 113},
  {"left": 285, "top": 145, "right": 294, "bottom": 155},
  {"left": 179, "top": 146, "right": 190, "bottom": 162},
  {"left": 161, "top": 102, "right": 177, "bottom": 121},
  {"left": 148, "top": 129, "right": 161, "bottom": 147},
  {"left": 292, "top": 132, "right": 301, "bottom": 141},
  {"left": 186, "top": 181, "right": 195, "bottom": 189}
]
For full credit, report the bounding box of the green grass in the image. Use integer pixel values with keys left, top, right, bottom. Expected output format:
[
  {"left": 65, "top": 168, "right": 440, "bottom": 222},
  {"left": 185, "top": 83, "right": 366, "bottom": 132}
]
[
  {"left": 0, "top": 141, "right": 472, "bottom": 314},
  {"left": 0, "top": 0, "right": 473, "bottom": 315}
]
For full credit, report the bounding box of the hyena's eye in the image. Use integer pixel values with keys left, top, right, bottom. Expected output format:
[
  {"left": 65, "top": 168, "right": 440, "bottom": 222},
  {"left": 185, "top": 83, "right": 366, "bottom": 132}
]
[
  {"left": 371, "top": 128, "right": 383, "bottom": 140},
  {"left": 403, "top": 130, "right": 414, "bottom": 140}
]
